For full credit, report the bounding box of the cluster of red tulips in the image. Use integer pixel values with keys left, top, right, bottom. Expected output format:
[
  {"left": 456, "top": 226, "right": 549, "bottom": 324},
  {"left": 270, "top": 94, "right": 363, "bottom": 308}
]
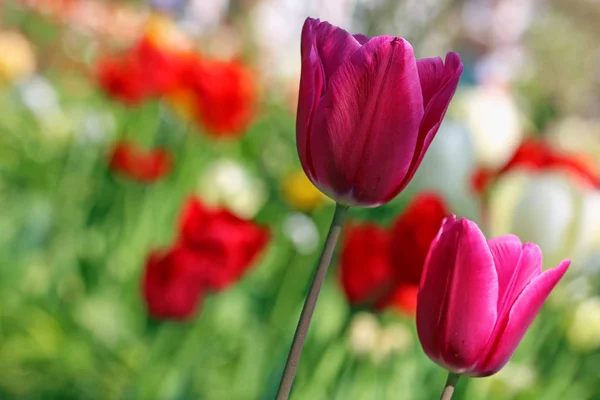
[
  {"left": 143, "top": 197, "right": 269, "bottom": 320},
  {"left": 339, "top": 193, "right": 448, "bottom": 315},
  {"left": 97, "top": 36, "right": 256, "bottom": 137}
]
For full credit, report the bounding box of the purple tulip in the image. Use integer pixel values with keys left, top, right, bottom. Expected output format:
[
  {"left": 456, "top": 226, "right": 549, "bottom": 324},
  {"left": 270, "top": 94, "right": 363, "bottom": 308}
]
[
  {"left": 417, "top": 215, "right": 570, "bottom": 377},
  {"left": 296, "top": 18, "right": 463, "bottom": 207}
]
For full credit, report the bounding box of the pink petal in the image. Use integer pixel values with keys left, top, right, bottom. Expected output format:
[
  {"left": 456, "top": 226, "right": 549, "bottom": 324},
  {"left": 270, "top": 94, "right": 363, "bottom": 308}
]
[
  {"left": 417, "top": 218, "right": 498, "bottom": 372},
  {"left": 385, "top": 52, "right": 463, "bottom": 202},
  {"left": 488, "top": 235, "right": 524, "bottom": 308},
  {"left": 296, "top": 18, "right": 326, "bottom": 181},
  {"left": 309, "top": 36, "right": 424, "bottom": 205},
  {"left": 475, "top": 259, "right": 570, "bottom": 376},
  {"left": 496, "top": 242, "right": 543, "bottom": 315}
]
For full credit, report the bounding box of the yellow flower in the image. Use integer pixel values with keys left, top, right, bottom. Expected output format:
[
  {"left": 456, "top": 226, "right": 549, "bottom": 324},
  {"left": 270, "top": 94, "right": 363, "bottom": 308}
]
[
  {"left": 0, "top": 31, "right": 36, "bottom": 85},
  {"left": 282, "top": 170, "right": 328, "bottom": 211},
  {"left": 143, "top": 12, "right": 192, "bottom": 52}
]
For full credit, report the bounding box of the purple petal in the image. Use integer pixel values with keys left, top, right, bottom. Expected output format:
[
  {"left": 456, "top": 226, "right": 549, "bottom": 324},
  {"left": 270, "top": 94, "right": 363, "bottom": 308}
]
[
  {"left": 296, "top": 18, "right": 326, "bottom": 181},
  {"left": 417, "top": 218, "right": 498, "bottom": 373},
  {"left": 313, "top": 20, "right": 362, "bottom": 83},
  {"left": 475, "top": 259, "right": 570, "bottom": 376},
  {"left": 417, "top": 56, "right": 445, "bottom": 106},
  {"left": 309, "top": 36, "right": 424, "bottom": 205},
  {"left": 383, "top": 52, "right": 463, "bottom": 202},
  {"left": 353, "top": 33, "right": 370, "bottom": 45}
]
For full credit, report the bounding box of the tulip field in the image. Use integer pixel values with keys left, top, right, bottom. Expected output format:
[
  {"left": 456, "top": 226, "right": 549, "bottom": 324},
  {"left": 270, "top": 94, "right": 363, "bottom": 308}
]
[{"left": 2, "top": 1, "right": 600, "bottom": 399}]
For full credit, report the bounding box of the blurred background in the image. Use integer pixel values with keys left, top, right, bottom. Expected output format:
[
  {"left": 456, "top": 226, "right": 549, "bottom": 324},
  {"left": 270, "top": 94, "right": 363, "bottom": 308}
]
[{"left": 2, "top": 0, "right": 600, "bottom": 399}]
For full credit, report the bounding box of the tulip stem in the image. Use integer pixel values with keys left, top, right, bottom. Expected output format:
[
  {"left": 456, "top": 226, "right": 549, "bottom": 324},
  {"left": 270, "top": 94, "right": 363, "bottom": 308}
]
[
  {"left": 275, "top": 202, "right": 349, "bottom": 400},
  {"left": 440, "top": 372, "right": 460, "bottom": 400}
]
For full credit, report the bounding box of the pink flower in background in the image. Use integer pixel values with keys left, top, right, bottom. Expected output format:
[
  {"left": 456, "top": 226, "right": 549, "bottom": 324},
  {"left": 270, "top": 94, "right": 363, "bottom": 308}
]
[
  {"left": 296, "top": 17, "right": 463, "bottom": 207},
  {"left": 417, "top": 216, "right": 569, "bottom": 376}
]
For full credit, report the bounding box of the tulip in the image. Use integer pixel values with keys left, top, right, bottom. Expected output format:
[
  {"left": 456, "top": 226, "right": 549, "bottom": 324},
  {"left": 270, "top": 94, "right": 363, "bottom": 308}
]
[
  {"left": 142, "top": 246, "right": 208, "bottom": 320},
  {"left": 296, "top": 17, "right": 463, "bottom": 207},
  {"left": 108, "top": 141, "right": 172, "bottom": 183},
  {"left": 417, "top": 215, "right": 569, "bottom": 378},
  {"left": 177, "top": 197, "right": 270, "bottom": 290}
]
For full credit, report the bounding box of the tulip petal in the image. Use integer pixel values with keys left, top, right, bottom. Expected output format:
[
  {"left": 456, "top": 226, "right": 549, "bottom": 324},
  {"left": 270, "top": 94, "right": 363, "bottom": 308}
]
[
  {"left": 417, "top": 218, "right": 498, "bottom": 372},
  {"left": 384, "top": 52, "right": 463, "bottom": 202},
  {"left": 475, "top": 259, "right": 569, "bottom": 376},
  {"left": 496, "top": 242, "right": 543, "bottom": 314},
  {"left": 488, "top": 235, "right": 525, "bottom": 308},
  {"left": 310, "top": 36, "right": 424, "bottom": 205},
  {"left": 417, "top": 56, "right": 445, "bottom": 106},
  {"left": 313, "top": 20, "right": 362, "bottom": 83},
  {"left": 297, "top": 18, "right": 361, "bottom": 183},
  {"left": 353, "top": 34, "right": 370, "bottom": 44},
  {"left": 297, "top": 18, "right": 326, "bottom": 180}
]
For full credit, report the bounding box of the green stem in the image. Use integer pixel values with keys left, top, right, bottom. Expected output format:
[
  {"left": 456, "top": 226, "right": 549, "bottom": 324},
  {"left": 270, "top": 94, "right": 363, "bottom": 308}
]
[
  {"left": 440, "top": 372, "right": 460, "bottom": 400},
  {"left": 275, "top": 202, "right": 349, "bottom": 400}
]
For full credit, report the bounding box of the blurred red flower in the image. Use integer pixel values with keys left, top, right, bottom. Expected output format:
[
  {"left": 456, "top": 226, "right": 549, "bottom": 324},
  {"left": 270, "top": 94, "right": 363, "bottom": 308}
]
[
  {"left": 97, "top": 56, "right": 148, "bottom": 105},
  {"left": 96, "top": 38, "right": 186, "bottom": 105},
  {"left": 185, "top": 58, "right": 256, "bottom": 137},
  {"left": 178, "top": 197, "right": 270, "bottom": 290},
  {"left": 108, "top": 141, "right": 172, "bottom": 183},
  {"left": 95, "top": 37, "right": 257, "bottom": 137},
  {"left": 339, "top": 192, "right": 449, "bottom": 315},
  {"left": 472, "top": 139, "right": 600, "bottom": 194},
  {"left": 142, "top": 246, "right": 208, "bottom": 320},
  {"left": 339, "top": 223, "right": 395, "bottom": 307}
]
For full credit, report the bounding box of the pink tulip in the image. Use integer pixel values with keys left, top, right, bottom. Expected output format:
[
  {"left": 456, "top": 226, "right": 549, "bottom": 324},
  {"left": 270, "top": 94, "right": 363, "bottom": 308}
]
[
  {"left": 416, "top": 215, "right": 569, "bottom": 377},
  {"left": 296, "top": 18, "right": 463, "bottom": 207}
]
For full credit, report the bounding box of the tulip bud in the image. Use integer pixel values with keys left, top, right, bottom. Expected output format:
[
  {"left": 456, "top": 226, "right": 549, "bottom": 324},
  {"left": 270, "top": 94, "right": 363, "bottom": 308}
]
[
  {"left": 296, "top": 18, "right": 463, "bottom": 207},
  {"left": 417, "top": 216, "right": 569, "bottom": 376}
]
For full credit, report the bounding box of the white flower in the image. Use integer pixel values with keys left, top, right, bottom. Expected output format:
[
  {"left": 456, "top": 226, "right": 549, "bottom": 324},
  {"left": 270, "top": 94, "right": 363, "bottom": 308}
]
[
  {"left": 489, "top": 170, "right": 600, "bottom": 270},
  {"left": 197, "top": 159, "right": 267, "bottom": 219},
  {"left": 408, "top": 120, "right": 479, "bottom": 220},
  {"left": 347, "top": 312, "right": 413, "bottom": 363},
  {"left": 457, "top": 84, "right": 523, "bottom": 169},
  {"left": 282, "top": 213, "right": 319, "bottom": 255},
  {"left": 348, "top": 312, "right": 379, "bottom": 356}
]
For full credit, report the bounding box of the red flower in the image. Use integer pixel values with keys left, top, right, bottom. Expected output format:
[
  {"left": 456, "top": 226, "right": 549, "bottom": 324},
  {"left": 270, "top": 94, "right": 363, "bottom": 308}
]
[
  {"left": 133, "top": 38, "right": 187, "bottom": 95},
  {"left": 339, "top": 224, "right": 395, "bottom": 306},
  {"left": 339, "top": 192, "right": 449, "bottom": 315},
  {"left": 178, "top": 197, "right": 270, "bottom": 290},
  {"left": 97, "top": 56, "right": 148, "bottom": 105},
  {"left": 472, "top": 139, "right": 600, "bottom": 194},
  {"left": 389, "top": 192, "right": 449, "bottom": 285},
  {"left": 142, "top": 246, "right": 208, "bottom": 320},
  {"left": 177, "top": 57, "right": 257, "bottom": 137},
  {"left": 95, "top": 36, "right": 256, "bottom": 136},
  {"left": 96, "top": 38, "right": 188, "bottom": 105},
  {"left": 108, "top": 141, "right": 172, "bottom": 183}
]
